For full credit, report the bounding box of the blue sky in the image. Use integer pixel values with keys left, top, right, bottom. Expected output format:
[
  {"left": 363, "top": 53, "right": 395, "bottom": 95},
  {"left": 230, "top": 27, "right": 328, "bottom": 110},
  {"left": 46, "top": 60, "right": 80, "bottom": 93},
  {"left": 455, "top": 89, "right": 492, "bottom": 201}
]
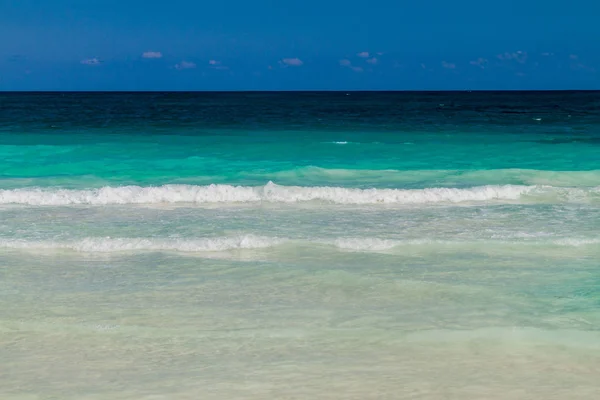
[{"left": 1, "top": 0, "right": 599, "bottom": 90}]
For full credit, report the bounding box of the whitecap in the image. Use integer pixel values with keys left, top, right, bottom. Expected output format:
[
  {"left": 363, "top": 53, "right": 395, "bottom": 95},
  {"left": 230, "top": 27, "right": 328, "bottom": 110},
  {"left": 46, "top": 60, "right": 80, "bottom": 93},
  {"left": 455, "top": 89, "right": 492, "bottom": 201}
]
[
  {"left": 0, "top": 235, "right": 285, "bottom": 253},
  {"left": 0, "top": 182, "right": 597, "bottom": 206}
]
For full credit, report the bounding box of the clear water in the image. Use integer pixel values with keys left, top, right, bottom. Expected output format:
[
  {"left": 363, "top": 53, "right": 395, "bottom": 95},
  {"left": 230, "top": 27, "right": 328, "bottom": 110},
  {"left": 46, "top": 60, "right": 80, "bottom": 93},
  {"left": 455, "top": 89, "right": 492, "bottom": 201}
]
[{"left": 1, "top": 92, "right": 599, "bottom": 399}]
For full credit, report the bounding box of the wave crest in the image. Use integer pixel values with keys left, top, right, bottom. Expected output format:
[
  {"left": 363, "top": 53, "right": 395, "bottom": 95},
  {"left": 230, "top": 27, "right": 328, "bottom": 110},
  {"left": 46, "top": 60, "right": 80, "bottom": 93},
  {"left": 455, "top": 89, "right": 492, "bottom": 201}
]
[
  {"left": 0, "top": 182, "right": 568, "bottom": 206},
  {"left": 1, "top": 236, "right": 599, "bottom": 254},
  {"left": 0, "top": 235, "right": 284, "bottom": 253}
]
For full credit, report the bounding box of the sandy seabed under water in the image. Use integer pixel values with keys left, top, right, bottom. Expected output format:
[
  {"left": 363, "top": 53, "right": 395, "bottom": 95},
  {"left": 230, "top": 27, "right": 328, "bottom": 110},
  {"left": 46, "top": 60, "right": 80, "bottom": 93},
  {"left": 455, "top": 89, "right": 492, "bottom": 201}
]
[{"left": 1, "top": 247, "right": 599, "bottom": 400}]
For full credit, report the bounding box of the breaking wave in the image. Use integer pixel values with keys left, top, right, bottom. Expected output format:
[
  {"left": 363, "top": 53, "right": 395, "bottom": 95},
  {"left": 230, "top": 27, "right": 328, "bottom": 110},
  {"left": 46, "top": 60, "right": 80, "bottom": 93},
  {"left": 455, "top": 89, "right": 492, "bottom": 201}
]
[
  {"left": 1, "top": 182, "right": 597, "bottom": 206},
  {"left": 1, "top": 235, "right": 598, "bottom": 254},
  {"left": 0, "top": 235, "right": 284, "bottom": 253}
]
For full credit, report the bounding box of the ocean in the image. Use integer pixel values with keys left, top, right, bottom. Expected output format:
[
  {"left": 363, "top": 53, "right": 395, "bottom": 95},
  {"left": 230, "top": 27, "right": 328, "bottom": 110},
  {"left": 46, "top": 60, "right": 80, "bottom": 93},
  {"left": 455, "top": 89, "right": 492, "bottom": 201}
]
[{"left": 1, "top": 91, "right": 599, "bottom": 399}]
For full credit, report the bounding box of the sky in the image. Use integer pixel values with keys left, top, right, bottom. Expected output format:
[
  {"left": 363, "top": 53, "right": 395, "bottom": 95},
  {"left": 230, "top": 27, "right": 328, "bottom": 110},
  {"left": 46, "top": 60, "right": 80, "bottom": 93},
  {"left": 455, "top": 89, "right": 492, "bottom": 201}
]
[{"left": 0, "top": 0, "right": 599, "bottom": 90}]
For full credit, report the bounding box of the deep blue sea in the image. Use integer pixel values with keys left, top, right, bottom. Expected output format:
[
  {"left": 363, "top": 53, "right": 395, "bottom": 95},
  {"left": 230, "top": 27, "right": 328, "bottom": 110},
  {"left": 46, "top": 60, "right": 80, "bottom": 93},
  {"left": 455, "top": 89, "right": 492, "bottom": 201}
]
[{"left": 1, "top": 92, "right": 599, "bottom": 399}]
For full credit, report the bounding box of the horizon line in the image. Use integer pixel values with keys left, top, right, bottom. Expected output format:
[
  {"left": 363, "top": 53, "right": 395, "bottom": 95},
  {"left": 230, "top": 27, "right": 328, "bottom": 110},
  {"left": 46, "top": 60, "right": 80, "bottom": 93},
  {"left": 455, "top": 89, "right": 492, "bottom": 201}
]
[{"left": 1, "top": 89, "right": 600, "bottom": 94}]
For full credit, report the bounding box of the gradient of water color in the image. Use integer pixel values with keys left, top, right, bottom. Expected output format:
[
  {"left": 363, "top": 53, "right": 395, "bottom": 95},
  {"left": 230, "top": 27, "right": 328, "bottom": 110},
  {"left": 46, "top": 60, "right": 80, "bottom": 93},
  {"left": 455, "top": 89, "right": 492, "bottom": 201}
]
[{"left": 1, "top": 92, "right": 599, "bottom": 399}]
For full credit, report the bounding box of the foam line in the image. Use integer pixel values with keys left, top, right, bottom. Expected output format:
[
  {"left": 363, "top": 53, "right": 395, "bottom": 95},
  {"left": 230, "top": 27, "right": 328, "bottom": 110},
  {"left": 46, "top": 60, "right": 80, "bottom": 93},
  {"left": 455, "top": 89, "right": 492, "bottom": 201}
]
[{"left": 2, "top": 182, "right": 589, "bottom": 205}]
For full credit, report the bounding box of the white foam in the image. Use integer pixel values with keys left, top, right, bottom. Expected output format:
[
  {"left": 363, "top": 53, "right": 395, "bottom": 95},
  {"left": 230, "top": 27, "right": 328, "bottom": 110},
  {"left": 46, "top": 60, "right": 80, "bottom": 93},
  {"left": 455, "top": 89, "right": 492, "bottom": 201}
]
[
  {"left": 552, "top": 238, "right": 600, "bottom": 247},
  {"left": 2, "top": 235, "right": 597, "bottom": 255},
  {"left": 334, "top": 236, "right": 600, "bottom": 252},
  {"left": 0, "top": 235, "right": 286, "bottom": 253},
  {"left": 0, "top": 182, "right": 551, "bottom": 206},
  {"left": 333, "top": 238, "right": 410, "bottom": 251}
]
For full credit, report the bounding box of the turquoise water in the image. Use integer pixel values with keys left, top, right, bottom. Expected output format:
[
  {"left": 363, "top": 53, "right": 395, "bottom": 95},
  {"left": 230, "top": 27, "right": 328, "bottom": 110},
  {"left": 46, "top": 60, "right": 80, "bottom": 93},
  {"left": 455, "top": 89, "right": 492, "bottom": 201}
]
[{"left": 1, "top": 92, "right": 600, "bottom": 399}]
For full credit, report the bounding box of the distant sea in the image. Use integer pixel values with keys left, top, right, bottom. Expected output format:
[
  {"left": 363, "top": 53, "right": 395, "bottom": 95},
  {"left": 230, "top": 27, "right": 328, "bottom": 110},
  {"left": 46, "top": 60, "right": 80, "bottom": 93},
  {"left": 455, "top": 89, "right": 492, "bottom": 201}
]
[{"left": 1, "top": 92, "right": 599, "bottom": 399}]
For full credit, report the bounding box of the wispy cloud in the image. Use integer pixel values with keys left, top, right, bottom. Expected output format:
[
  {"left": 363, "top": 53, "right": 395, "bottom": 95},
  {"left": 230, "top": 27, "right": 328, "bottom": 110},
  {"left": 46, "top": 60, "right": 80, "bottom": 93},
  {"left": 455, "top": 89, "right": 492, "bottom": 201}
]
[
  {"left": 569, "top": 55, "right": 595, "bottom": 72},
  {"left": 339, "top": 59, "right": 363, "bottom": 72},
  {"left": 357, "top": 51, "right": 370, "bottom": 58},
  {"left": 469, "top": 58, "right": 488, "bottom": 69},
  {"left": 571, "top": 63, "right": 596, "bottom": 72},
  {"left": 497, "top": 51, "right": 527, "bottom": 63},
  {"left": 209, "top": 60, "right": 229, "bottom": 70},
  {"left": 366, "top": 57, "right": 378, "bottom": 65},
  {"left": 175, "top": 61, "right": 196, "bottom": 70},
  {"left": 142, "top": 51, "right": 163, "bottom": 59},
  {"left": 81, "top": 58, "right": 101, "bottom": 65},
  {"left": 442, "top": 61, "right": 456, "bottom": 69},
  {"left": 541, "top": 52, "right": 554, "bottom": 57},
  {"left": 280, "top": 58, "right": 304, "bottom": 67}
]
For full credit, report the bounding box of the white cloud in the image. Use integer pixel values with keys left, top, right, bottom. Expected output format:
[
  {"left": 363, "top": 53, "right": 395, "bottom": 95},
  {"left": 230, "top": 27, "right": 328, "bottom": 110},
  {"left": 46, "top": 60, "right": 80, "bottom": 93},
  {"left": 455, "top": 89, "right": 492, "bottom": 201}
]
[
  {"left": 569, "top": 54, "right": 579, "bottom": 60},
  {"left": 469, "top": 58, "right": 488, "bottom": 69},
  {"left": 497, "top": 51, "right": 527, "bottom": 63},
  {"left": 208, "top": 60, "right": 229, "bottom": 70},
  {"left": 281, "top": 58, "right": 304, "bottom": 66},
  {"left": 81, "top": 58, "right": 101, "bottom": 65},
  {"left": 175, "top": 61, "right": 197, "bottom": 70},
  {"left": 339, "top": 59, "right": 363, "bottom": 72},
  {"left": 442, "top": 61, "right": 456, "bottom": 69},
  {"left": 366, "top": 57, "right": 378, "bottom": 65},
  {"left": 571, "top": 63, "right": 595, "bottom": 72},
  {"left": 357, "top": 51, "right": 370, "bottom": 58},
  {"left": 142, "top": 51, "right": 163, "bottom": 59}
]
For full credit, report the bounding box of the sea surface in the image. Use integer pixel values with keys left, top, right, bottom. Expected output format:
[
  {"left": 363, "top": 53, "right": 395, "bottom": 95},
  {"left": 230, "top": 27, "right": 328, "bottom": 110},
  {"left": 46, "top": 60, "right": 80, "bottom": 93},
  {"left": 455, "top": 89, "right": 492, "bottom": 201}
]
[{"left": 1, "top": 92, "right": 599, "bottom": 399}]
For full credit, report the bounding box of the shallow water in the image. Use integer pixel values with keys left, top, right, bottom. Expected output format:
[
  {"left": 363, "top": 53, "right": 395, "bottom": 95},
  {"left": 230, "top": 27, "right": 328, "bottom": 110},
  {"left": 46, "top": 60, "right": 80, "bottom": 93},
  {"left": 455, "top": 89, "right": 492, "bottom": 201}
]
[{"left": 1, "top": 92, "right": 599, "bottom": 399}]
